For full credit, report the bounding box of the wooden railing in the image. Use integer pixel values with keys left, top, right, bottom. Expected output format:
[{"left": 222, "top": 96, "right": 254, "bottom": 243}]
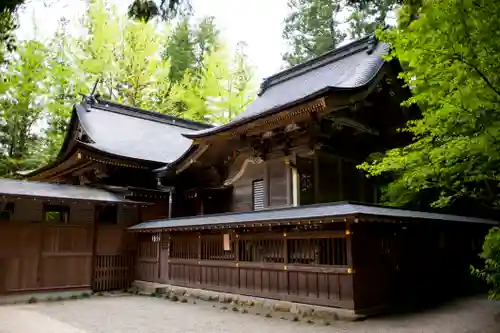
[
  {"left": 164, "top": 229, "right": 354, "bottom": 309},
  {"left": 93, "top": 253, "right": 134, "bottom": 292}
]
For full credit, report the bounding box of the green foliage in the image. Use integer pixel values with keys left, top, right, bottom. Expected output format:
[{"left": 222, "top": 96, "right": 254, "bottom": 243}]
[
  {"left": 359, "top": 0, "right": 500, "bottom": 210},
  {"left": 347, "top": 0, "right": 398, "bottom": 38},
  {"left": 472, "top": 227, "right": 500, "bottom": 300},
  {"left": 128, "top": 0, "right": 191, "bottom": 22},
  {"left": 0, "top": 0, "right": 255, "bottom": 176},
  {"left": 0, "top": 40, "right": 54, "bottom": 175},
  {"left": 0, "top": 0, "right": 23, "bottom": 61},
  {"left": 282, "top": 0, "right": 346, "bottom": 67},
  {"left": 281, "top": 0, "right": 399, "bottom": 65},
  {"left": 173, "top": 43, "right": 255, "bottom": 123}
]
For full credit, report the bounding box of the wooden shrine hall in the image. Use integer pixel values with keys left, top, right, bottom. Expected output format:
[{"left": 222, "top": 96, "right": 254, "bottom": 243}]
[
  {"left": 0, "top": 35, "right": 497, "bottom": 314},
  {"left": 129, "top": 35, "right": 497, "bottom": 314}
]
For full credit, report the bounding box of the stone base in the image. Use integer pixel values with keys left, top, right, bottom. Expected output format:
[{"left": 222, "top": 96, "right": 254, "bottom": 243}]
[
  {"left": 132, "top": 280, "right": 363, "bottom": 322},
  {"left": 0, "top": 289, "right": 92, "bottom": 305}
]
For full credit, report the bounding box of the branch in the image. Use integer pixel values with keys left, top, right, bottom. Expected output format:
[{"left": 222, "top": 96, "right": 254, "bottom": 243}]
[{"left": 453, "top": 56, "right": 500, "bottom": 98}]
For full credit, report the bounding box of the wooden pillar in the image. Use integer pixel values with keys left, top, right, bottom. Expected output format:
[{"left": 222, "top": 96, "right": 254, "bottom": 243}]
[
  {"left": 90, "top": 205, "right": 99, "bottom": 291},
  {"left": 36, "top": 202, "right": 45, "bottom": 289},
  {"left": 345, "top": 219, "right": 353, "bottom": 267},
  {"left": 264, "top": 161, "right": 270, "bottom": 208},
  {"left": 285, "top": 158, "right": 293, "bottom": 206},
  {"left": 197, "top": 232, "right": 202, "bottom": 260},
  {"left": 314, "top": 152, "right": 320, "bottom": 203}
]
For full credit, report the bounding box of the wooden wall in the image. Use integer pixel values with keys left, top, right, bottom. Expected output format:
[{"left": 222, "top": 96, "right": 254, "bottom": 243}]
[
  {"left": 351, "top": 221, "right": 489, "bottom": 313},
  {"left": 0, "top": 199, "right": 95, "bottom": 293},
  {"left": 144, "top": 225, "right": 355, "bottom": 310},
  {"left": 0, "top": 198, "right": 139, "bottom": 294},
  {"left": 229, "top": 153, "right": 289, "bottom": 212},
  {"left": 227, "top": 149, "right": 377, "bottom": 214}
]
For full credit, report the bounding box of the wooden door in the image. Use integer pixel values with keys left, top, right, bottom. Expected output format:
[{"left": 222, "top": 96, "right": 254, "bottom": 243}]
[{"left": 135, "top": 233, "right": 160, "bottom": 282}]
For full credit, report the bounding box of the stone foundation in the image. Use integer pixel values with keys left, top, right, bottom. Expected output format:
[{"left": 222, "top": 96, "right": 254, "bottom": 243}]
[
  {"left": 132, "top": 280, "right": 363, "bottom": 322},
  {"left": 0, "top": 289, "right": 92, "bottom": 305}
]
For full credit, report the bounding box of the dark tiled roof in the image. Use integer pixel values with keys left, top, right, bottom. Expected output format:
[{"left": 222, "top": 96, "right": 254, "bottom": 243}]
[
  {"left": 77, "top": 100, "right": 212, "bottom": 163},
  {"left": 184, "top": 35, "right": 389, "bottom": 139},
  {"left": 0, "top": 178, "right": 134, "bottom": 203},
  {"left": 129, "top": 202, "right": 497, "bottom": 231}
]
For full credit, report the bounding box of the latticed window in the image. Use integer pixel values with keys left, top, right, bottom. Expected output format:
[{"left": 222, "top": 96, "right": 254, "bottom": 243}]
[
  {"left": 252, "top": 179, "right": 265, "bottom": 211},
  {"left": 201, "top": 234, "right": 235, "bottom": 260},
  {"left": 287, "top": 237, "right": 347, "bottom": 266},
  {"left": 170, "top": 236, "right": 198, "bottom": 259},
  {"left": 239, "top": 237, "right": 285, "bottom": 263}
]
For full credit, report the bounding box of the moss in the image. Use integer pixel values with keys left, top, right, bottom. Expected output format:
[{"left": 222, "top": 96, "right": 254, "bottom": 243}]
[
  {"left": 265, "top": 313, "right": 272, "bottom": 318},
  {"left": 81, "top": 292, "right": 90, "bottom": 298},
  {"left": 28, "top": 297, "right": 37, "bottom": 304},
  {"left": 70, "top": 295, "right": 79, "bottom": 300},
  {"left": 56, "top": 296, "right": 64, "bottom": 301},
  {"left": 231, "top": 306, "right": 239, "bottom": 312},
  {"left": 170, "top": 295, "right": 179, "bottom": 302},
  {"left": 46, "top": 296, "right": 55, "bottom": 302}
]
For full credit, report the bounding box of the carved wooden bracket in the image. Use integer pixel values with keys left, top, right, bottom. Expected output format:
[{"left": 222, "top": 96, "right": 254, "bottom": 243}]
[{"left": 223, "top": 156, "right": 264, "bottom": 186}]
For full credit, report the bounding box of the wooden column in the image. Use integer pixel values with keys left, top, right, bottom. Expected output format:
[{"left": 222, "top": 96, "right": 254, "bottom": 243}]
[
  {"left": 264, "top": 161, "right": 270, "bottom": 208},
  {"left": 313, "top": 152, "right": 320, "bottom": 203},
  {"left": 90, "top": 205, "right": 99, "bottom": 290},
  {"left": 345, "top": 220, "right": 353, "bottom": 267}
]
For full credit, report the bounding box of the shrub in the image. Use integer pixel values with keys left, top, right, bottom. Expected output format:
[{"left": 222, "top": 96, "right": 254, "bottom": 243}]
[{"left": 472, "top": 227, "right": 500, "bottom": 299}]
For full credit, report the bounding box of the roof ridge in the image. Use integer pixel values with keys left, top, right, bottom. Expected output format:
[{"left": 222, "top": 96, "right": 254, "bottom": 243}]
[
  {"left": 87, "top": 98, "right": 213, "bottom": 131},
  {"left": 259, "top": 34, "right": 377, "bottom": 96}
]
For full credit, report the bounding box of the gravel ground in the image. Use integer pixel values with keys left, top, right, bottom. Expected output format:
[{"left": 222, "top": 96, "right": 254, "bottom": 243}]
[{"left": 0, "top": 295, "right": 499, "bottom": 333}]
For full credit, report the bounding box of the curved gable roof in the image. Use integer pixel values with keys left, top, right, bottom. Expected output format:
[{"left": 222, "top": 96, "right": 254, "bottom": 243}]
[
  {"left": 77, "top": 100, "right": 211, "bottom": 163},
  {"left": 184, "top": 35, "right": 390, "bottom": 139}
]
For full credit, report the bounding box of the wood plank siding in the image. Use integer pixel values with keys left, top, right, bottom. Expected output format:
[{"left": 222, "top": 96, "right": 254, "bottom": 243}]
[
  {"left": 134, "top": 223, "right": 355, "bottom": 309},
  {"left": 0, "top": 198, "right": 139, "bottom": 294}
]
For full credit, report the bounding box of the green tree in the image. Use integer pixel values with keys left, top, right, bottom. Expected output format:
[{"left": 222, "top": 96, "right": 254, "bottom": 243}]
[
  {"left": 0, "top": 0, "right": 23, "bottom": 61},
  {"left": 172, "top": 43, "right": 255, "bottom": 123},
  {"left": 0, "top": 41, "right": 52, "bottom": 175},
  {"left": 164, "top": 16, "right": 196, "bottom": 84},
  {"left": 282, "top": 0, "right": 346, "bottom": 67},
  {"left": 128, "top": 0, "right": 191, "bottom": 22},
  {"left": 359, "top": 0, "right": 500, "bottom": 211},
  {"left": 77, "top": 0, "right": 175, "bottom": 111},
  {"left": 472, "top": 227, "right": 500, "bottom": 300},
  {"left": 0, "top": 0, "right": 256, "bottom": 175},
  {"left": 347, "top": 0, "right": 398, "bottom": 38}
]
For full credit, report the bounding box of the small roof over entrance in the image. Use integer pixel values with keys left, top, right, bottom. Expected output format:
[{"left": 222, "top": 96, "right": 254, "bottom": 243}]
[
  {"left": 0, "top": 178, "right": 138, "bottom": 203},
  {"left": 129, "top": 202, "right": 498, "bottom": 232}
]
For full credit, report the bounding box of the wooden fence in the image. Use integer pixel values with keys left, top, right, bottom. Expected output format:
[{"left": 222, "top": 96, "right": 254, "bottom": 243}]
[
  {"left": 162, "top": 228, "right": 354, "bottom": 309},
  {"left": 92, "top": 253, "right": 135, "bottom": 292}
]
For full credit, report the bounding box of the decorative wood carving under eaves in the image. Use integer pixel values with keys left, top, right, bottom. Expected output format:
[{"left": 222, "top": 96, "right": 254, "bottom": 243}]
[
  {"left": 223, "top": 156, "right": 264, "bottom": 186},
  {"left": 225, "top": 97, "right": 327, "bottom": 138},
  {"left": 176, "top": 144, "right": 210, "bottom": 174}
]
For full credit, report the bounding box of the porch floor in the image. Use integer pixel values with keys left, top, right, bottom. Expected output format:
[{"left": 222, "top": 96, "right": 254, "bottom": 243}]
[{"left": 0, "top": 295, "right": 499, "bottom": 333}]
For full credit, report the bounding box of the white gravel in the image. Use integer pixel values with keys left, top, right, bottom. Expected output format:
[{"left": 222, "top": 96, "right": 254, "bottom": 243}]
[{"left": 0, "top": 295, "right": 499, "bottom": 333}]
